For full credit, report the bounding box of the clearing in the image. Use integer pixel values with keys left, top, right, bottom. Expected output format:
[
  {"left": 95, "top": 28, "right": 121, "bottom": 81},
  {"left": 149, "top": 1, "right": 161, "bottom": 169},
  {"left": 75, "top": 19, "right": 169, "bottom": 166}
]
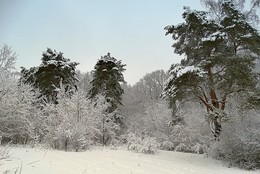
[{"left": 0, "top": 146, "right": 258, "bottom": 174}]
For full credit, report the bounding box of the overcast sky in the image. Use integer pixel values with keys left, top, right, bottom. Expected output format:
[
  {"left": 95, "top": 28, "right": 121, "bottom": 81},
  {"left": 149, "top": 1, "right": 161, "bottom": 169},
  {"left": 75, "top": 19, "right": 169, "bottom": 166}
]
[{"left": 1, "top": 0, "right": 205, "bottom": 85}]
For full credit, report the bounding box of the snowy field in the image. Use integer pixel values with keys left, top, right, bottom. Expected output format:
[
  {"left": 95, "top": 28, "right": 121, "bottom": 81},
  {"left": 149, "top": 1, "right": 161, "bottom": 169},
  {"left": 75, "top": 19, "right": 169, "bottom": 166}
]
[{"left": 0, "top": 146, "right": 259, "bottom": 174}]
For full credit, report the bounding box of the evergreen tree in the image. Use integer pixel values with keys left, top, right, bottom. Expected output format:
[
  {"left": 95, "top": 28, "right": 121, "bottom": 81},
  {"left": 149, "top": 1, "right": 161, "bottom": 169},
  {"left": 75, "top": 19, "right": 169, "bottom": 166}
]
[
  {"left": 88, "top": 53, "right": 126, "bottom": 145},
  {"left": 163, "top": 1, "right": 260, "bottom": 140},
  {"left": 21, "top": 48, "right": 79, "bottom": 103},
  {"left": 88, "top": 53, "right": 126, "bottom": 114}
]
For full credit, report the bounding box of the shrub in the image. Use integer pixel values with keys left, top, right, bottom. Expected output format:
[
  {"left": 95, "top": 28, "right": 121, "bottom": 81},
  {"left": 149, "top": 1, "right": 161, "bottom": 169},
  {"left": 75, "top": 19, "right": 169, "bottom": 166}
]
[
  {"left": 175, "top": 143, "right": 189, "bottom": 152},
  {"left": 127, "top": 132, "right": 159, "bottom": 154},
  {"left": 161, "top": 141, "right": 174, "bottom": 151},
  {"left": 191, "top": 143, "right": 209, "bottom": 154},
  {"left": 210, "top": 128, "right": 260, "bottom": 170},
  {"left": 168, "top": 125, "right": 210, "bottom": 154}
]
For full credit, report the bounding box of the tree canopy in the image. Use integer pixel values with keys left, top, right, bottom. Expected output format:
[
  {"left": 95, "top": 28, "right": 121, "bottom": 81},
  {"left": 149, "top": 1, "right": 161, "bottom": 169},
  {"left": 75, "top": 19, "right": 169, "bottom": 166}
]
[{"left": 21, "top": 48, "right": 79, "bottom": 103}]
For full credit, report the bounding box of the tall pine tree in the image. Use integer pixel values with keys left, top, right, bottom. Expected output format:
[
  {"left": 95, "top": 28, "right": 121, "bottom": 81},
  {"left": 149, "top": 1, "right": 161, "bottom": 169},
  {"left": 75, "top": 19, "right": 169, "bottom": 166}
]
[
  {"left": 163, "top": 1, "right": 260, "bottom": 140},
  {"left": 88, "top": 53, "right": 126, "bottom": 114},
  {"left": 21, "top": 48, "right": 79, "bottom": 104},
  {"left": 88, "top": 53, "right": 126, "bottom": 145}
]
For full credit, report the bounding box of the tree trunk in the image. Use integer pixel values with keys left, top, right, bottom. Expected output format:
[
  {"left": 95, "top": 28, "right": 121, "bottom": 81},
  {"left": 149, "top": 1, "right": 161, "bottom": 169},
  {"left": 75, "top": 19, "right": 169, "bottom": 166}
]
[
  {"left": 64, "top": 138, "right": 68, "bottom": 152},
  {"left": 102, "top": 115, "right": 105, "bottom": 146},
  {"left": 208, "top": 67, "right": 219, "bottom": 109}
]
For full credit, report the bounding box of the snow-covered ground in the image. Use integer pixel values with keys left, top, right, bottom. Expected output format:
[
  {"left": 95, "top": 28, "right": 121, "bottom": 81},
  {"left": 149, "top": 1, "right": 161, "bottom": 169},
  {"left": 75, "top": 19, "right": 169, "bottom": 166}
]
[{"left": 0, "top": 146, "right": 258, "bottom": 174}]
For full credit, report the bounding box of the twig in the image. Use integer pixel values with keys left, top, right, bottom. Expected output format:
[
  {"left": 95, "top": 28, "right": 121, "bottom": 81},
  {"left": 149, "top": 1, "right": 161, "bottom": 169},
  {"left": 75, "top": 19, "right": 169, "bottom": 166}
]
[{"left": 27, "top": 160, "right": 40, "bottom": 165}]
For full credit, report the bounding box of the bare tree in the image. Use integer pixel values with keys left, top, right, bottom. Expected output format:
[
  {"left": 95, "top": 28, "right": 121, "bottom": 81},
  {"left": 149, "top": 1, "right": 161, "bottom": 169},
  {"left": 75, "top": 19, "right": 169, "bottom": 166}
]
[
  {"left": 133, "top": 70, "right": 168, "bottom": 101},
  {"left": 201, "top": 0, "right": 260, "bottom": 24},
  {"left": 0, "top": 44, "right": 16, "bottom": 73},
  {"left": 0, "top": 45, "right": 17, "bottom": 102}
]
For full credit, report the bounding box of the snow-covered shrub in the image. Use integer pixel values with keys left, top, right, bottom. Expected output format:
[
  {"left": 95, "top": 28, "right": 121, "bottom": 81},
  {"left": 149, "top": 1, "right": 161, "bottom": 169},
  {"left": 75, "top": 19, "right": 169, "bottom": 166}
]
[
  {"left": 53, "top": 124, "right": 94, "bottom": 151},
  {"left": 210, "top": 114, "right": 260, "bottom": 170},
  {"left": 95, "top": 113, "right": 121, "bottom": 146},
  {"left": 44, "top": 90, "right": 124, "bottom": 150},
  {"left": 121, "top": 97, "right": 173, "bottom": 149},
  {"left": 89, "top": 95, "right": 124, "bottom": 146},
  {"left": 0, "top": 78, "right": 44, "bottom": 144},
  {"left": 127, "top": 133, "right": 142, "bottom": 152},
  {"left": 175, "top": 143, "right": 189, "bottom": 152},
  {"left": 161, "top": 140, "right": 174, "bottom": 151},
  {"left": 169, "top": 125, "right": 210, "bottom": 154},
  {"left": 210, "top": 135, "right": 260, "bottom": 170},
  {"left": 69, "top": 126, "right": 94, "bottom": 151},
  {"left": 201, "top": 94, "right": 260, "bottom": 170},
  {"left": 192, "top": 143, "right": 209, "bottom": 154},
  {"left": 127, "top": 132, "right": 159, "bottom": 154},
  {"left": 44, "top": 90, "right": 102, "bottom": 151},
  {"left": 0, "top": 45, "right": 48, "bottom": 145}
]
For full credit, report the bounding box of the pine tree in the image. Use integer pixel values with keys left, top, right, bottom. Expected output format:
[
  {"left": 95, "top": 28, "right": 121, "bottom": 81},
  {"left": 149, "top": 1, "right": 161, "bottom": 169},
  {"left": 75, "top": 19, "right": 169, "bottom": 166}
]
[
  {"left": 21, "top": 48, "right": 79, "bottom": 104},
  {"left": 88, "top": 53, "right": 126, "bottom": 145},
  {"left": 163, "top": 1, "right": 260, "bottom": 140},
  {"left": 88, "top": 53, "right": 126, "bottom": 113}
]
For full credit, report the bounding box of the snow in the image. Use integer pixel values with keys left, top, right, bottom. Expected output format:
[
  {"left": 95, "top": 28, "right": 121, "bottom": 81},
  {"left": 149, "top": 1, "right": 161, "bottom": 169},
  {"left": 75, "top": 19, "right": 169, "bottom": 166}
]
[
  {"left": 112, "top": 67, "right": 118, "bottom": 70},
  {"left": 241, "top": 33, "right": 252, "bottom": 38},
  {"left": 46, "top": 60, "right": 56, "bottom": 65},
  {"left": 202, "top": 31, "right": 226, "bottom": 42},
  {"left": 1, "top": 146, "right": 258, "bottom": 174},
  {"left": 225, "top": 24, "right": 236, "bottom": 29},
  {"left": 170, "top": 65, "right": 204, "bottom": 78}
]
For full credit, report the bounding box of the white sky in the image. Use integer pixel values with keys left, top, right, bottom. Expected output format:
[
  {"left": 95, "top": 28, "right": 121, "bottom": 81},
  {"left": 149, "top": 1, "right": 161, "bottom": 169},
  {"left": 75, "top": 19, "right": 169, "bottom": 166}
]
[{"left": 0, "top": 0, "right": 209, "bottom": 85}]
